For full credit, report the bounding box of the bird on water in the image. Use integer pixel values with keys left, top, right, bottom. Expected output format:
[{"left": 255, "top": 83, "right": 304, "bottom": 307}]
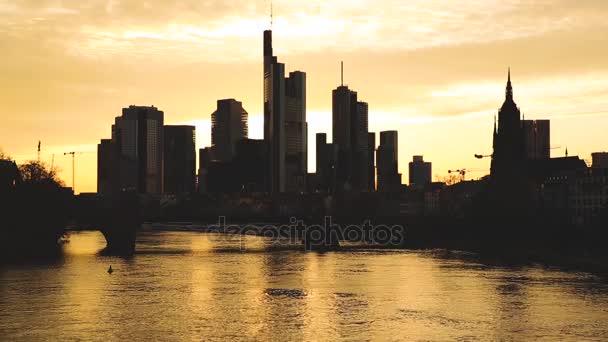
[{"left": 108, "top": 265, "right": 113, "bottom": 274}]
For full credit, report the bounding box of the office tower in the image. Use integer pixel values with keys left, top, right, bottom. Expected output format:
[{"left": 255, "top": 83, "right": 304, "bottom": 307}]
[
  {"left": 285, "top": 71, "right": 307, "bottom": 192},
  {"left": 491, "top": 69, "right": 526, "bottom": 182},
  {"left": 110, "top": 105, "right": 164, "bottom": 194},
  {"left": 354, "top": 101, "right": 370, "bottom": 190},
  {"left": 332, "top": 67, "right": 370, "bottom": 192},
  {"left": 316, "top": 133, "right": 337, "bottom": 193},
  {"left": 97, "top": 139, "right": 117, "bottom": 195},
  {"left": 211, "top": 99, "right": 248, "bottom": 162},
  {"left": 522, "top": 119, "right": 550, "bottom": 160},
  {"left": 368, "top": 132, "right": 376, "bottom": 192},
  {"left": 264, "top": 29, "right": 286, "bottom": 194},
  {"left": 409, "top": 155, "right": 432, "bottom": 187},
  {"left": 234, "top": 139, "right": 268, "bottom": 193},
  {"left": 164, "top": 125, "right": 196, "bottom": 194},
  {"left": 205, "top": 139, "right": 268, "bottom": 194},
  {"left": 377, "top": 131, "right": 401, "bottom": 192},
  {"left": 592, "top": 152, "right": 608, "bottom": 168},
  {"left": 263, "top": 30, "right": 307, "bottom": 194},
  {"left": 197, "top": 147, "right": 214, "bottom": 193}
]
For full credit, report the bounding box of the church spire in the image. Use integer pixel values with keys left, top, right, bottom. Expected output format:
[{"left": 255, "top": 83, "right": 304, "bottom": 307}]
[{"left": 506, "top": 67, "right": 513, "bottom": 100}]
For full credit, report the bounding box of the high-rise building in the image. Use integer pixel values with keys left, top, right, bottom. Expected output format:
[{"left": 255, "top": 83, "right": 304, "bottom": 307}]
[
  {"left": 263, "top": 30, "right": 307, "bottom": 194},
  {"left": 522, "top": 119, "right": 550, "bottom": 160},
  {"left": 234, "top": 139, "right": 268, "bottom": 193},
  {"left": 409, "top": 155, "right": 432, "bottom": 187},
  {"left": 377, "top": 131, "right": 401, "bottom": 192},
  {"left": 97, "top": 139, "right": 117, "bottom": 195},
  {"left": 203, "top": 139, "right": 268, "bottom": 194},
  {"left": 164, "top": 125, "right": 196, "bottom": 194},
  {"left": 592, "top": 152, "right": 608, "bottom": 168},
  {"left": 211, "top": 99, "right": 248, "bottom": 162},
  {"left": 332, "top": 78, "right": 370, "bottom": 192},
  {"left": 368, "top": 132, "right": 376, "bottom": 192},
  {"left": 264, "top": 30, "right": 286, "bottom": 194},
  {"left": 316, "top": 133, "right": 337, "bottom": 193},
  {"left": 197, "top": 147, "right": 214, "bottom": 193},
  {"left": 108, "top": 105, "right": 164, "bottom": 194},
  {"left": 285, "top": 71, "right": 307, "bottom": 192}
]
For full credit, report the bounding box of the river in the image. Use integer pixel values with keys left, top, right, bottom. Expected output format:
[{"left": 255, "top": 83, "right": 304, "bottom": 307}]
[{"left": 1, "top": 230, "right": 608, "bottom": 341}]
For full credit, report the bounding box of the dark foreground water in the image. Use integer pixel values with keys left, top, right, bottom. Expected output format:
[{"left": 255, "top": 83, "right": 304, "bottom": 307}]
[{"left": 1, "top": 230, "right": 608, "bottom": 341}]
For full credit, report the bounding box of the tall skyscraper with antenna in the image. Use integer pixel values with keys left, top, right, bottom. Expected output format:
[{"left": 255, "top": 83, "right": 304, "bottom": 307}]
[
  {"left": 263, "top": 10, "right": 307, "bottom": 194},
  {"left": 332, "top": 62, "right": 370, "bottom": 192}
]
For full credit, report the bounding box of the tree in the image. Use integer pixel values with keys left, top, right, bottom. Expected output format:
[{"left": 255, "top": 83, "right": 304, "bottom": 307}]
[
  {"left": 18, "top": 161, "right": 64, "bottom": 187},
  {"left": 0, "top": 148, "right": 12, "bottom": 161},
  {"left": 437, "top": 173, "right": 460, "bottom": 186}
]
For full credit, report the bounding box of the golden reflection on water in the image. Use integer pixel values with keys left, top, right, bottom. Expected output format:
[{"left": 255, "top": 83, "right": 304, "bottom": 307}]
[{"left": 2, "top": 230, "right": 608, "bottom": 341}]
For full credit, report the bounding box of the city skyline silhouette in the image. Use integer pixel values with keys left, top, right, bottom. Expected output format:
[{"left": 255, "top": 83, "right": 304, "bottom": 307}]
[
  {"left": 2, "top": 1, "right": 608, "bottom": 193},
  {"left": 3, "top": 3, "right": 608, "bottom": 341}
]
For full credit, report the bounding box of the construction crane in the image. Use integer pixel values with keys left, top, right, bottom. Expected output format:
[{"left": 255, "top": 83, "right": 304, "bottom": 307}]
[
  {"left": 448, "top": 168, "right": 489, "bottom": 182},
  {"left": 448, "top": 169, "right": 468, "bottom": 181},
  {"left": 63, "top": 151, "right": 85, "bottom": 193}
]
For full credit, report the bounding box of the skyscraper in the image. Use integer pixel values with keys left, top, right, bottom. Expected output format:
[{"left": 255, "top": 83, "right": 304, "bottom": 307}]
[
  {"left": 197, "top": 147, "right": 213, "bottom": 193},
  {"left": 164, "top": 125, "right": 196, "bottom": 194},
  {"left": 97, "top": 139, "right": 117, "bottom": 195},
  {"left": 263, "top": 30, "right": 307, "bottom": 194},
  {"left": 332, "top": 73, "right": 370, "bottom": 192},
  {"left": 211, "top": 99, "right": 248, "bottom": 162},
  {"left": 522, "top": 119, "right": 550, "bottom": 160},
  {"left": 264, "top": 29, "right": 286, "bottom": 194},
  {"left": 109, "top": 105, "right": 164, "bottom": 194},
  {"left": 368, "top": 132, "right": 376, "bottom": 192},
  {"left": 409, "top": 155, "right": 432, "bottom": 187},
  {"left": 377, "top": 131, "right": 401, "bottom": 192},
  {"left": 316, "top": 133, "right": 337, "bottom": 193},
  {"left": 285, "top": 71, "right": 307, "bottom": 192}
]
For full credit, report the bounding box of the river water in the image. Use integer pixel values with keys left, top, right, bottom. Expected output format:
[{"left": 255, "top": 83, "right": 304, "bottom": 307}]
[{"left": 1, "top": 230, "right": 608, "bottom": 341}]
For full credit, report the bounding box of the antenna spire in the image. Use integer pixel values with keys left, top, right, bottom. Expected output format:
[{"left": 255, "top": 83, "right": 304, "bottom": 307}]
[
  {"left": 341, "top": 61, "right": 344, "bottom": 86},
  {"left": 270, "top": 0, "right": 273, "bottom": 29}
]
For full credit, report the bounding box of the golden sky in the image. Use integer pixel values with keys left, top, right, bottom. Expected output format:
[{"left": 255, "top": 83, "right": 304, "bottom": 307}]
[{"left": 1, "top": 0, "right": 608, "bottom": 193}]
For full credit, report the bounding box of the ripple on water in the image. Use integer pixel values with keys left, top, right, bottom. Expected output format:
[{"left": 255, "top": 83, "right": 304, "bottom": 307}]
[{"left": 264, "top": 288, "right": 307, "bottom": 299}]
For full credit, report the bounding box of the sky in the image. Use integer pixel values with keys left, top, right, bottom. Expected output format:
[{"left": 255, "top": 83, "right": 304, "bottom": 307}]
[{"left": 1, "top": 0, "right": 608, "bottom": 193}]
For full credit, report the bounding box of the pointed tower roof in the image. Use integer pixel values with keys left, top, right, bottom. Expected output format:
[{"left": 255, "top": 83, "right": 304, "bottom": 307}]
[{"left": 506, "top": 67, "right": 513, "bottom": 100}]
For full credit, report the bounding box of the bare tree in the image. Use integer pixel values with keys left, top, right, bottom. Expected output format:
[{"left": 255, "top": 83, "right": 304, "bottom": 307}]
[{"left": 18, "top": 161, "right": 64, "bottom": 186}]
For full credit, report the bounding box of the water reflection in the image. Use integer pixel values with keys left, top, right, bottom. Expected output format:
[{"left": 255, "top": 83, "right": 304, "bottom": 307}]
[{"left": 1, "top": 230, "right": 608, "bottom": 341}]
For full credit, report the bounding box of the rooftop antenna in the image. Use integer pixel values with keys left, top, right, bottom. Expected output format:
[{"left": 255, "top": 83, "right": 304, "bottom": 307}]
[
  {"left": 270, "top": 0, "right": 273, "bottom": 29},
  {"left": 341, "top": 61, "right": 344, "bottom": 86}
]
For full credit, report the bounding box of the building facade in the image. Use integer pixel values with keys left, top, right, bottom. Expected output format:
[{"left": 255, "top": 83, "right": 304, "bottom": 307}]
[
  {"left": 106, "top": 105, "right": 164, "bottom": 194},
  {"left": 377, "top": 131, "right": 401, "bottom": 192},
  {"left": 522, "top": 119, "right": 550, "bottom": 160},
  {"left": 409, "top": 155, "right": 432, "bottom": 187},
  {"left": 368, "top": 132, "right": 376, "bottom": 192},
  {"left": 211, "top": 99, "right": 248, "bottom": 162},
  {"left": 592, "top": 152, "right": 608, "bottom": 168},
  {"left": 285, "top": 71, "right": 307, "bottom": 193},
  {"left": 164, "top": 125, "right": 196, "bottom": 194},
  {"left": 263, "top": 30, "right": 308, "bottom": 194},
  {"left": 332, "top": 85, "right": 370, "bottom": 192}
]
